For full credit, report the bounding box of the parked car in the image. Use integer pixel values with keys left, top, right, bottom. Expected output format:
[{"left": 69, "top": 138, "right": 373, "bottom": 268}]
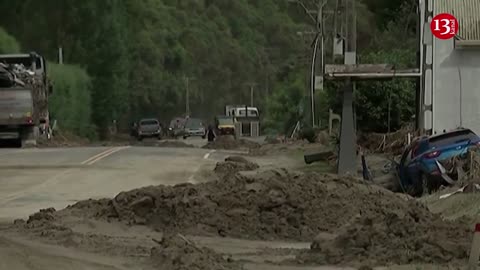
[
  {"left": 183, "top": 118, "right": 206, "bottom": 139},
  {"left": 136, "top": 118, "right": 162, "bottom": 141},
  {"left": 396, "top": 128, "right": 480, "bottom": 196}
]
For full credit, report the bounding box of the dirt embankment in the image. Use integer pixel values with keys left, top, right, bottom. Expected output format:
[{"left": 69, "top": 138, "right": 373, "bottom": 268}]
[
  {"left": 14, "top": 166, "right": 472, "bottom": 266},
  {"left": 151, "top": 234, "right": 241, "bottom": 270},
  {"left": 213, "top": 156, "right": 259, "bottom": 177},
  {"left": 202, "top": 136, "right": 260, "bottom": 150}
]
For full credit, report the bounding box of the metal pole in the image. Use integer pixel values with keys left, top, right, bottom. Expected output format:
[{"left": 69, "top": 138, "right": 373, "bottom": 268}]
[
  {"left": 310, "top": 36, "right": 319, "bottom": 127},
  {"left": 58, "top": 47, "right": 63, "bottom": 64},
  {"left": 185, "top": 77, "right": 189, "bottom": 116},
  {"left": 250, "top": 85, "right": 254, "bottom": 107},
  {"left": 387, "top": 91, "right": 391, "bottom": 133}
]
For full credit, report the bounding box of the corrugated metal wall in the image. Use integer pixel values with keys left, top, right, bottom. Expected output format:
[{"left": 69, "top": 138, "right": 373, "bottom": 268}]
[{"left": 436, "top": 0, "right": 480, "bottom": 40}]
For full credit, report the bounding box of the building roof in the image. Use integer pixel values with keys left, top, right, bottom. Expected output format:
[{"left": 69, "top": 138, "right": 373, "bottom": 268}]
[{"left": 436, "top": 0, "right": 480, "bottom": 40}]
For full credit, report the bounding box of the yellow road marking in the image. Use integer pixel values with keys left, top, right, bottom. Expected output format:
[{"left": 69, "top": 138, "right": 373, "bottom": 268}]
[{"left": 84, "top": 146, "right": 130, "bottom": 165}]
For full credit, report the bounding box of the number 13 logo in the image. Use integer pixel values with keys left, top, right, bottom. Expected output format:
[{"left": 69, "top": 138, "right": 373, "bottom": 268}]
[{"left": 431, "top": 13, "right": 458, "bottom": 40}]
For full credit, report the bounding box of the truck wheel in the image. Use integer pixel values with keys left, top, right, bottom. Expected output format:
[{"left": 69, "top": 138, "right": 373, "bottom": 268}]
[{"left": 183, "top": 136, "right": 187, "bottom": 140}]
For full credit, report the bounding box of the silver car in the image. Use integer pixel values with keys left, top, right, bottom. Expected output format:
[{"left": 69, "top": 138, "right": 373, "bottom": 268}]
[
  {"left": 136, "top": 118, "right": 162, "bottom": 141},
  {"left": 183, "top": 118, "right": 206, "bottom": 139}
]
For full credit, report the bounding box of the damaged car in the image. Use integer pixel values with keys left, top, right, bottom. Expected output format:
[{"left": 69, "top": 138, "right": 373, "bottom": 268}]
[{"left": 397, "top": 128, "right": 480, "bottom": 196}]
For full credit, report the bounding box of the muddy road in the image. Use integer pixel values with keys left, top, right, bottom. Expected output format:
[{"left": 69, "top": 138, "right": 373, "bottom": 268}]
[
  {"left": 0, "top": 144, "right": 230, "bottom": 222},
  {"left": 0, "top": 139, "right": 474, "bottom": 270}
]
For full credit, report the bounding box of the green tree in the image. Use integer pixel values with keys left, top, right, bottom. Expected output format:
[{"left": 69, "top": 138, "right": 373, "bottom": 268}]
[
  {"left": 48, "top": 63, "right": 95, "bottom": 138},
  {"left": 0, "top": 27, "right": 19, "bottom": 53}
]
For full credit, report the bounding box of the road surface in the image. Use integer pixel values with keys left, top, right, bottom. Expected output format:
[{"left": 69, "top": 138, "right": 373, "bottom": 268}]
[
  {"left": 0, "top": 140, "right": 322, "bottom": 270},
  {"left": 0, "top": 143, "right": 221, "bottom": 222}
]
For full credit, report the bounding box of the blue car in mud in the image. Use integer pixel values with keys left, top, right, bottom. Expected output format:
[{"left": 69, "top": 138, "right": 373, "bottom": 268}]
[{"left": 397, "top": 128, "right": 480, "bottom": 196}]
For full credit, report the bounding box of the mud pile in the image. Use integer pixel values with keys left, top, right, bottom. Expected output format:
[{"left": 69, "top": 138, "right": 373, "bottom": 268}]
[
  {"left": 298, "top": 208, "right": 471, "bottom": 266},
  {"left": 150, "top": 234, "right": 240, "bottom": 270},
  {"left": 17, "top": 167, "right": 473, "bottom": 265},
  {"left": 53, "top": 168, "right": 467, "bottom": 247},
  {"left": 214, "top": 156, "right": 259, "bottom": 176},
  {"left": 202, "top": 136, "right": 260, "bottom": 150}
]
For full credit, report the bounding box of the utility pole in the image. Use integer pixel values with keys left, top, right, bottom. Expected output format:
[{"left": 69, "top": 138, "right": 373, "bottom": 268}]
[
  {"left": 184, "top": 76, "right": 195, "bottom": 117},
  {"left": 291, "top": 0, "right": 328, "bottom": 127},
  {"left": 58, "top": 47, "right": 63, "bottom": 64},
  {"left": 337, "top": 0, "right": 357, "bottom": 175},
  {"left": 246, "top": 83, "right": 257, "bottom": 107}
]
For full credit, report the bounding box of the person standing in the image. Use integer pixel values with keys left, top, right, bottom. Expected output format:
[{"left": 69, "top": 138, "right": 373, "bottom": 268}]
[{"left": 207, "top": 125, "right": 216, "bottom": 142}]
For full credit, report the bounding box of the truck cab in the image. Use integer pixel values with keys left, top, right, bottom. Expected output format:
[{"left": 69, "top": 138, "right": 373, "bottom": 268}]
[{"left": 225, "top": 105, "right": 260, "bottom": 137}]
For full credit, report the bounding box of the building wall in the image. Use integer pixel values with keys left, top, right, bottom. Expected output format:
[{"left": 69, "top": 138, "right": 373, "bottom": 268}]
[
  {"left": 421, "top": 0, "right": 480, "bottom": 135},
  {"left": 432, "top": 40, "right": 480, "bottom": 135}
]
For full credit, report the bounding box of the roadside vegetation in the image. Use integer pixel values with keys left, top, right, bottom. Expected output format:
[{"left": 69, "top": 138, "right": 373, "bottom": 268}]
[{"left": 0, "top": 0, "right": 417, "bottom": 138}]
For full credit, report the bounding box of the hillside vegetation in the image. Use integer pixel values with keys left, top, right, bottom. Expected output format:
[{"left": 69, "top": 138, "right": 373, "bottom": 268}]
[{"left": 0, "top": 0, "right": 416, "bottom": 137}]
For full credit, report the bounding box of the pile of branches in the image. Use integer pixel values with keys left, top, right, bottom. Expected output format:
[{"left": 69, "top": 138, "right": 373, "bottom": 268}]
[
  {"left": 440, "top": 147, "right": 480, "bottom": 185},
  {"left": 358, "top": 127, "right": 418, "bottom": 155}
]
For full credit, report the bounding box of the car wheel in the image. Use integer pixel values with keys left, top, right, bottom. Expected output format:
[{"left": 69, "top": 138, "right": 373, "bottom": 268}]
[
  {"left": 183, "top": 136, "right": 187, "bottom": 140},
  {"left": 202, "top": 135, "right": 206, "bottom": 139}
]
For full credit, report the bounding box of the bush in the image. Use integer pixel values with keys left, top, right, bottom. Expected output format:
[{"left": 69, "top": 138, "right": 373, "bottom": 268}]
[{"left": 48, "top": 63, "right": 96, "bottom": 139}]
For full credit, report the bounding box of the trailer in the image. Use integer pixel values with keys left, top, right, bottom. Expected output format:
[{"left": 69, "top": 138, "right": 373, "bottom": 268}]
[{"left": 0, "top": 52, "right": 52, "bottom": 146}]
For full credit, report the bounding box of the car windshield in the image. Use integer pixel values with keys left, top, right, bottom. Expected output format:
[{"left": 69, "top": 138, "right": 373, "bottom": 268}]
[
  {"left": 140, "top": 119, "right": 158, "bottom": 126},
  {"left": 218, "top": 117, "right": 233, "bottom": 125},
  {"left": 185, "top": 118, "right": 203, "bottom": 128},
  {"left": 428, "top": 129, "right": 477, "bottom": 147}
]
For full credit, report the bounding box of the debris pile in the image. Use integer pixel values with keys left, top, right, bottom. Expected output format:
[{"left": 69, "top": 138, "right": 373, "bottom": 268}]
[
  {"left": 0, "top": 61, "right": 49, "bottom": 122},
  {"left": 214, "top": 156, "right": 259, "bottom": 176},
  {"left": 439, "top": 147, "right": 480, "bottom": 186},
  {"left": 51, "top": 168, "right": 469, "bottom": 250},
  {"left": 202, "top": 136, "right": 260, "bottom": 150},
  {"left": 298, "top": 208, "right": 470, "bottom": 265},
  {"left": 150, "top": 234, "right": 240, "bottom": 270},
  {"left": 14, "top": 165, "right": 474, "bottom": 266},
  {"left": 358, "top": 127, "right": 416, "bottom": 155}
]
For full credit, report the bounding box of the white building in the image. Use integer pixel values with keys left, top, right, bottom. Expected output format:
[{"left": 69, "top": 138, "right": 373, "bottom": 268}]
[{"left": 420, "top": 0, "right": 480, "bottom": 135}]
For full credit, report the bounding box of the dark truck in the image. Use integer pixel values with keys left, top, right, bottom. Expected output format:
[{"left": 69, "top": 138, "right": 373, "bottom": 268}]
[{"left": 0, "top": 53, "right": 51, "bottom": 147}]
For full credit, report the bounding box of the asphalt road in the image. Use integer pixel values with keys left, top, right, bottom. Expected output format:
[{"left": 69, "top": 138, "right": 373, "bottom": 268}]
[{"left": 0, "top": 141, "right": 222, "bottom": 222}]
